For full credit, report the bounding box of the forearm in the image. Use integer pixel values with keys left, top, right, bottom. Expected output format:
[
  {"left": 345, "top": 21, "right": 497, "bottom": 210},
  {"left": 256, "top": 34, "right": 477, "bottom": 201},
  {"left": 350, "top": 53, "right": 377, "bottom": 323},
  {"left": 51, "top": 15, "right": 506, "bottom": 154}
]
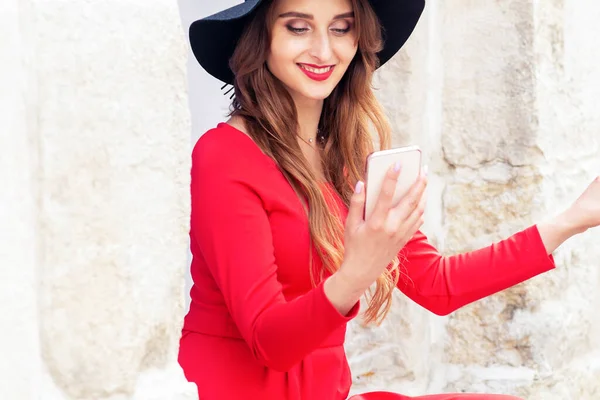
[
  {"left": 537, "top": 210, "right": 587, "bottom": 254},
  {"left": 396, "top": 227, "right": 556, "bottom": 315}
]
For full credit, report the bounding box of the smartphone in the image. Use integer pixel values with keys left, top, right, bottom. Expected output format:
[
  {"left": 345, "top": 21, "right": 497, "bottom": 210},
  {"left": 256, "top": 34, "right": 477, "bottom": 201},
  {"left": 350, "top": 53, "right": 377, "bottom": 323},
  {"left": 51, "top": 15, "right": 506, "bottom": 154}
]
[{"left": 364, "top": 145, "right": 422, "bottom": 220}]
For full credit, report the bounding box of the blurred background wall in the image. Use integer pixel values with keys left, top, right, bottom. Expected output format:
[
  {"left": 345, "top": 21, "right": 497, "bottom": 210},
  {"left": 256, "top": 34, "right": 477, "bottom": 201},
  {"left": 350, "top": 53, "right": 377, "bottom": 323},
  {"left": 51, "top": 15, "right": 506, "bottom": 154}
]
[
  {"left": 1, "top": 0, "right": 196, "bottom": 398},
  {"left": 1, "top": 0, "right": 599, "bottom": 399}
]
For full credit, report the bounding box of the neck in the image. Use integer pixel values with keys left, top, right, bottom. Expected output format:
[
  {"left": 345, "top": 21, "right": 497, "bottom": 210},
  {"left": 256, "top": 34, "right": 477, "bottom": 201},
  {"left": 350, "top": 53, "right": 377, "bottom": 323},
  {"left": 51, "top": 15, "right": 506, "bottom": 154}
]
[
  {"left": 293, "top": 95, "right": 324, "bottom": 141},
  {"left": 291, "top": 94, "right": 326, "bottom": 182}
]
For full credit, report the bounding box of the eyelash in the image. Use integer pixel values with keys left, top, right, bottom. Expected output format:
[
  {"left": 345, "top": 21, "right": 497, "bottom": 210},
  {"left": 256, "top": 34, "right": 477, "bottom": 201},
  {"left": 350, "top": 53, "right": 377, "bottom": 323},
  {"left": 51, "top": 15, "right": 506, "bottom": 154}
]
[
  {"left": 286, "top": 26, "right": 308, "bottom": 34},
  {"left": 285, "top": 25, "right": 351, "bottom": 35}
]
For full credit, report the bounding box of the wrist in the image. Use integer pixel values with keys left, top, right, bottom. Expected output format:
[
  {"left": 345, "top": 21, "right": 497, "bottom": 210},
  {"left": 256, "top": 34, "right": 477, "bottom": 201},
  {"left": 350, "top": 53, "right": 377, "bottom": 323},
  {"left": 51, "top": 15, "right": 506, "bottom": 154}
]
[
  {"left": 537, "top": 211, "right": 585, "bottom": 254},
  {"left": 323, "top": 267, "right": 367, "bottom": 316},
  {"left": 559, "top": 207, "right": 589, "bottom": 235}
]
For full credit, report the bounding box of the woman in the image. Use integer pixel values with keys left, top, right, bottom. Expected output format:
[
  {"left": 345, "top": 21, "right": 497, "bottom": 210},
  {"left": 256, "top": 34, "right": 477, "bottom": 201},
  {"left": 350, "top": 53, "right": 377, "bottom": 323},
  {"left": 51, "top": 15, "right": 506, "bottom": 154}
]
[{"left": 178, "top": 0, "right": 600, "bottom": 399}]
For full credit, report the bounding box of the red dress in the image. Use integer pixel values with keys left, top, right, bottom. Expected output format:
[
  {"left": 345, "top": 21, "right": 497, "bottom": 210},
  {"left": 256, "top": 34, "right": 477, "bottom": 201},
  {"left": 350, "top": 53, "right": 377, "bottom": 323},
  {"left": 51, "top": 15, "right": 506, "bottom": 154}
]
[{"left": 178, "top": 123, "right": 555, "bottom": 400}]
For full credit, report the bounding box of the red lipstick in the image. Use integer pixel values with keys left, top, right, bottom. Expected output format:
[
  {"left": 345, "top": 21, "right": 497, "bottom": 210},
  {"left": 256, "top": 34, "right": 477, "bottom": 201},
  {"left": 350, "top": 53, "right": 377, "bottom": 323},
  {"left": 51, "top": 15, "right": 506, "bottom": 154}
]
[{"left": 297, "top": 63, "right": 335, "bottom": 81}]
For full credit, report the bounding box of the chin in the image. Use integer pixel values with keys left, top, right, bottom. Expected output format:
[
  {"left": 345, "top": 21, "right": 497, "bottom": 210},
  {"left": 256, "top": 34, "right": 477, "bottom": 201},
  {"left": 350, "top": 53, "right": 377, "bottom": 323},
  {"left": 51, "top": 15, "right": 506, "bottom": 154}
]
[
  {"left": 292, "top": 79, "right": 343, "bottom": 102},
  {"left": 299, "top": 87, "right": 335, "bottom": 101},
  {"left": 274, "top": 67, "right": 348, "bottom": 103}
]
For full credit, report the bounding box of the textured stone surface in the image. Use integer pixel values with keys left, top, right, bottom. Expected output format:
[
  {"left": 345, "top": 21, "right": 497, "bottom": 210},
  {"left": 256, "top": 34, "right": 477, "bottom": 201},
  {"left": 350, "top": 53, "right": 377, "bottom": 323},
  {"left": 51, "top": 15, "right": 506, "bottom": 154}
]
[
  {"left": 1, "top": 0, "right": 197, "bottom": 398},
  {"left": 440, "top": 1, "right": 541, "bottom": 168},
  {"left": 34, "top": 0, "right": 196, "bottom": 398},
  {"left": 347, "top": 1, "right": 600, "bottom": 399}
]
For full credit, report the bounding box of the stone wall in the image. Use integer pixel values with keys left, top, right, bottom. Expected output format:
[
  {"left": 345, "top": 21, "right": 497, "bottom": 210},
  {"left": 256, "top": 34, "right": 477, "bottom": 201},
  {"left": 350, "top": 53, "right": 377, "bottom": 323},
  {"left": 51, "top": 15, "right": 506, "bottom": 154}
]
[
  {"left": 2, "top": 0, "right": 599, "bottom": 399},
  {"left": 347, "top": 1, "right": 600, "bottom": 399},
  {"left": 1, "top": 0, "right": 196, "bottom": 398}
]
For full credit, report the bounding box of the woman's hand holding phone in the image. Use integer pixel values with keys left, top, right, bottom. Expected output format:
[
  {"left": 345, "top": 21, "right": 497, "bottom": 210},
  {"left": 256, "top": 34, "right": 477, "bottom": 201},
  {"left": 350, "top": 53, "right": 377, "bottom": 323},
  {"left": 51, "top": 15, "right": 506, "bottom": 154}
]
[{"left": 324, "top": 163, "right": 428, "bottom": 315}]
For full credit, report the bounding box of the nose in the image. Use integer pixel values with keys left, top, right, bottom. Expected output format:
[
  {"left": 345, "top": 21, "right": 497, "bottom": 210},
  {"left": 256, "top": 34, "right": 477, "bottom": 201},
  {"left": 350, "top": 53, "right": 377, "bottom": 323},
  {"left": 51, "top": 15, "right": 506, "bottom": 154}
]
[{"left": 309, "top": 30, "right": 333, "bottom": 63}]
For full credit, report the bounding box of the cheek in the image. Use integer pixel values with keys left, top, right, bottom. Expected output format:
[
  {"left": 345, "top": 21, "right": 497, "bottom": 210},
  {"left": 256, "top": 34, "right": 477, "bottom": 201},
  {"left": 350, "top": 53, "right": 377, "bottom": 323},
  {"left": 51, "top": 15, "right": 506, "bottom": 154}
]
[
  {"left": 335, "top": 41, "right": 358, "bottom": 65},
  {"left": 268, "top": 35, "right": 305, "bottom": 73},
  {"left": 331, "top": 34, "right": 358, "bottom": 63}
]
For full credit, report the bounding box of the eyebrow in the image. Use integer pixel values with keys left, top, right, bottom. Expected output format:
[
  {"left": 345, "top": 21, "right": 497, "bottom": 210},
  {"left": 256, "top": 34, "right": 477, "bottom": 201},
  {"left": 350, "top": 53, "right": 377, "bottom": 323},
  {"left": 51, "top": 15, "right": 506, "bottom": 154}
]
[{"left": 278, "top": 11, "right": 354, "bottom": 20}]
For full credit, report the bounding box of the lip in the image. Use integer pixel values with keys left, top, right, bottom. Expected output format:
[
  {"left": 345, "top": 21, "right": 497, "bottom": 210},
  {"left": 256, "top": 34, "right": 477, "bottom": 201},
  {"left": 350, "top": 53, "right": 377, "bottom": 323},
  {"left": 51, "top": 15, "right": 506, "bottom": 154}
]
[{"left": 297, "top": 63, "right": 335, "bottom": 82}]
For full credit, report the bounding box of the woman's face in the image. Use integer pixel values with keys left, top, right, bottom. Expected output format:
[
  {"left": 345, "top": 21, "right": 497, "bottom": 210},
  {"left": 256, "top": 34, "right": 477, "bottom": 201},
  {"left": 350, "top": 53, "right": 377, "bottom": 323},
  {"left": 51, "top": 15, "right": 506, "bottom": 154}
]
[{"left": 267, "top": 0, "right": 358, "bottom": 104}]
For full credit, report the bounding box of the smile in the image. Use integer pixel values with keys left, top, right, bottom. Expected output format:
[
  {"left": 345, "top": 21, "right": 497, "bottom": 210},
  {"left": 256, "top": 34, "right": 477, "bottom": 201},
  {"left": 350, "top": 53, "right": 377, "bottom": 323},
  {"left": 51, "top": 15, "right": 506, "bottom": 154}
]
[{"left": 297, "top": 63, "right": 335, "bottom": 81}]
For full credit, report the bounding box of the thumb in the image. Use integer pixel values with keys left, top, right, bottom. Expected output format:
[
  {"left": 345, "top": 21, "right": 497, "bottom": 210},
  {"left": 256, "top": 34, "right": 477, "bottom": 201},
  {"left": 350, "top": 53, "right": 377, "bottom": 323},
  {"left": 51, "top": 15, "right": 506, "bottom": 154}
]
[{"left": 346, "top": 181, "right": 365, "bottom": 231}]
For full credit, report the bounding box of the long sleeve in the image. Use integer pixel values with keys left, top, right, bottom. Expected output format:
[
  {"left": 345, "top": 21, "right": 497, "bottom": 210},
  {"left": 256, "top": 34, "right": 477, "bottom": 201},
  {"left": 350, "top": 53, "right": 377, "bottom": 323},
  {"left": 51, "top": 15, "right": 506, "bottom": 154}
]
[
  {"left": 189, "top": 135, "right": 358, "bottom": 372},
  {"left": 397, "top": 226, "right": 556, "bottom": 315}
]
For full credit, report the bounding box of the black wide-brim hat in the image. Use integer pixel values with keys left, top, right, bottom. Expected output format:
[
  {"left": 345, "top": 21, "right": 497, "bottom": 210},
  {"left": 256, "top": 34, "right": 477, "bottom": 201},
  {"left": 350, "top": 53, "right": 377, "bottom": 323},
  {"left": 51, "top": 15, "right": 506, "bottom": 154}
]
[{"left": 189, "top": 0, "right": 425, "bottom": 84}]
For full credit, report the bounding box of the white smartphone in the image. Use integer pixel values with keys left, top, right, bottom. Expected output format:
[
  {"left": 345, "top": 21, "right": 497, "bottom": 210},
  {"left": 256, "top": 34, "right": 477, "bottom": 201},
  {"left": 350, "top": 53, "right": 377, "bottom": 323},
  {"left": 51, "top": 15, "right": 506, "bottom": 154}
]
[{"left": 364, "top": 145, "right": 422, "bottom": 220}]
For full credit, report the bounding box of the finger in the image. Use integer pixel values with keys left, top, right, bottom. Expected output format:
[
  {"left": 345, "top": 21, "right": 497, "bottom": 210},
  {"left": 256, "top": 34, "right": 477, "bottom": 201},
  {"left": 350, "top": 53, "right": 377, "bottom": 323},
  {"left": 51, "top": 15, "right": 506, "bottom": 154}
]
[
  {"left": 386, "top": 184, "right": 426, "bottom": 233},
  {"left": 346, "top": 181, "right": 366, "bottom": 232},
  {"left": 394, "top": 173, "right": 428, "bottom": 221},
  {"left": 403, "top": 191, "right": 427, "bottom": 231},
  {"left": 406, "top": 211, "right": 425, "bottom": 241},
  {"left": 370, "top": 162, "right": 402, "bottom": 221}
]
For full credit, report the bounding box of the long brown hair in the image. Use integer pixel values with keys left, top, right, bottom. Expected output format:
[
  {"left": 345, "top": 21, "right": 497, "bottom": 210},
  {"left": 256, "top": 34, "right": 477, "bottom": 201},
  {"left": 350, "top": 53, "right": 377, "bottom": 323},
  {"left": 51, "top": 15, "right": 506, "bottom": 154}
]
[{"left": 228, "top": 0, "right": 399, "bottom": 325}]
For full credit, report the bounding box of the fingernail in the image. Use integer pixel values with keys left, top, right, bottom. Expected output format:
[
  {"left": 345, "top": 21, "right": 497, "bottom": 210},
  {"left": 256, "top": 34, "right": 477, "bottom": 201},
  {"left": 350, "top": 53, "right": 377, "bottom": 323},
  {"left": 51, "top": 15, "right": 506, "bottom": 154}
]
[
  {"left": 355, "top": 181, "right": 363, "bottom": 194},
  {"left": 394, "top": 161, "right": 402, "bottom": 172},
  {"left": 423, "top": 165, "right": 429, "bottom": 176}
]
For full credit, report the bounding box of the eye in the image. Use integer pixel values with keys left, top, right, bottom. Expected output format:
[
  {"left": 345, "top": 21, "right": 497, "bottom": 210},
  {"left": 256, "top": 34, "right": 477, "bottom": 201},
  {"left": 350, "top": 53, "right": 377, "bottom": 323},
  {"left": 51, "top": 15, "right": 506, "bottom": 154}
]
[
  {"left": 331, "top": 27, "right": 351, "bottom": 34},
  {"left": 285, "top": 24, "right": 309, "bottom": 34},
  {"left": 330, "top": 21, "right": 352, "bottom": 35}
]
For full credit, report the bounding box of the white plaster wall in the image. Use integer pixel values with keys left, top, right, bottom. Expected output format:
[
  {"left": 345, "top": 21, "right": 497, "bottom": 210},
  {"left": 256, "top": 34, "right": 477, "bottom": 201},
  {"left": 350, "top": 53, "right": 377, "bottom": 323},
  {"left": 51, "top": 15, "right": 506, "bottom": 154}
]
[
  {"left": 0, "top": 0, "right": 44, "bottom": 398},
  {"left": 1, "top": 0, "right": 197, "bottom": 398}
]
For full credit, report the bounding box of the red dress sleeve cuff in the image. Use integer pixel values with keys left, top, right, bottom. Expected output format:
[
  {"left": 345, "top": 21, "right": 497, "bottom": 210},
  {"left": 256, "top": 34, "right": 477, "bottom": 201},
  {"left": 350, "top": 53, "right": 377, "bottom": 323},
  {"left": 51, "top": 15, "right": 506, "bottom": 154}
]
[
  {"left": 315, "top": 279, "right": 360, "bottom": 322},
  {"left": 526, "top": 224, "right": 556, "bottom": 270}
]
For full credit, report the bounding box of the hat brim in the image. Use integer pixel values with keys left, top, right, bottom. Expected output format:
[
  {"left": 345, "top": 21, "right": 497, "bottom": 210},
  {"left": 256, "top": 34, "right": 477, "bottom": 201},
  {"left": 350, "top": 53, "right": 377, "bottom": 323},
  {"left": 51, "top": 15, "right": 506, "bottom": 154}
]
[
  {"left": 371, "top": 0, "right": 425, "bottom": 66},
  {"left": 189, "top": 0, "right": 425, "bottom": 84}
]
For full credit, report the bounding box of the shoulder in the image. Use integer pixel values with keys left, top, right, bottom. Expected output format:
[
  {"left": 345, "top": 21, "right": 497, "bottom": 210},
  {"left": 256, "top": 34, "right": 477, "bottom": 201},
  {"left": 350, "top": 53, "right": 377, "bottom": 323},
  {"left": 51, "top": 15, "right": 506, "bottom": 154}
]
[{"left": 192, "top": 122, "right": 276, "bottom": 180}]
